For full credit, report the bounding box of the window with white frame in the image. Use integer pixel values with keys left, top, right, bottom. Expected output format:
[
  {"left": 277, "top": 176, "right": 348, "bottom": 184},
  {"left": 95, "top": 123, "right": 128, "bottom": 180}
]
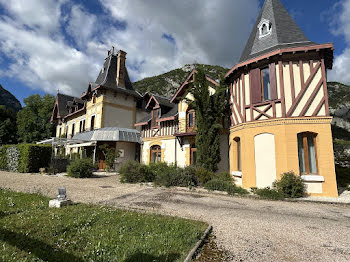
[{"left": 258, "top": 19, "right": 272, "bottom": 38}]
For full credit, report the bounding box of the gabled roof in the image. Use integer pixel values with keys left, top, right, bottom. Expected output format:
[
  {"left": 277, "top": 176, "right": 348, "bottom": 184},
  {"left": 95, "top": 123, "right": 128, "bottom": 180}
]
[
  {"left": 135, "top": 94, "right": 178, "bottom": 126},
  {"left": 239, "top": 0, "right": 315, "bottom": 63},
  {"left": 170, "top": 69, "right": 219, "bottom": 103},
  {"left": 51, "top": 93, "right": 86, "bottom": 123},
  {"left": 145, "top": 94, "right": 173, "bottom": 109},
  {"left": 56, "top": 93, "right": 76, "bottom": 118}
]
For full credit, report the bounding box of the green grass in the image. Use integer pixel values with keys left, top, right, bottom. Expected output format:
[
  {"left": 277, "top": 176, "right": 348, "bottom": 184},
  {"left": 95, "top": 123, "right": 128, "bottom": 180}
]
[{"left": 0, "top": 189, "right": 207, "bottom": 262}]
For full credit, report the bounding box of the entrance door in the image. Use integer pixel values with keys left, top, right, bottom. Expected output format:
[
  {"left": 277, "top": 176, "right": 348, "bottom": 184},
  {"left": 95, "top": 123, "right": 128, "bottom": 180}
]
[
  {"left": 99, "top": 160, "right": 106, "bottom": 170},
  {"left": 254, "top": 133, "right": 277, "bottom": 188}
]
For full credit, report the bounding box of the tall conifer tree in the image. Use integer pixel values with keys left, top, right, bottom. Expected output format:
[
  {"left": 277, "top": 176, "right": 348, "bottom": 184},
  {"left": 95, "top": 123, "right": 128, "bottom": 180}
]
[{"left": 188, "top": 67, "right": 227, "bottom": 172}]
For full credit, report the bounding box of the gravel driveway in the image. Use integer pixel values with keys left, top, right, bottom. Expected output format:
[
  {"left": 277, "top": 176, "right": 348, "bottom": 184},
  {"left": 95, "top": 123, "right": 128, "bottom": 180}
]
[{"left": 1, "top": 171, "right": 350, "bottom": 262}]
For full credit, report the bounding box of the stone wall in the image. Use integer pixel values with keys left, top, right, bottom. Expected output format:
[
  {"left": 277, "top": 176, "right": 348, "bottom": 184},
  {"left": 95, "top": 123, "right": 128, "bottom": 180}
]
[{"left": 6, "top": 146, "right": 19, "bottom": 172}]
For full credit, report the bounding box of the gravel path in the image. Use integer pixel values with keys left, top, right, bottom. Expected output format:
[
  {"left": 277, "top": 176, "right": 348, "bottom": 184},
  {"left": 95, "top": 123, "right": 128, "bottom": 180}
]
[{"left": 1, "top": 171, "right": 350, "bottom": 262}]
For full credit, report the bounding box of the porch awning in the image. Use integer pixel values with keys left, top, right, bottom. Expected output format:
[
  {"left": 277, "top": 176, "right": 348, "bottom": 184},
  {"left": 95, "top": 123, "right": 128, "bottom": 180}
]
[
  {"left": 66, "top": 141, "right": 96, "bottom": 148},
  {"left": 72, "top": 127, "right": 142, "bottom": 143}
]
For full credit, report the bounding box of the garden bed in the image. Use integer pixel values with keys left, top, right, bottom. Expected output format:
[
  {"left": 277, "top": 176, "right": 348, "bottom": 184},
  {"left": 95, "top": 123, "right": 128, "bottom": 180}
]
[{"left": 0, "top": 189, "right": 207, "bottom": 262}]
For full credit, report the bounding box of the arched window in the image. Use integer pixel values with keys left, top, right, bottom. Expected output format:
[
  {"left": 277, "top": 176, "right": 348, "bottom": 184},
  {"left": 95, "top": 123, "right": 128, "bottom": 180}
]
[
  {"left": 258, "top": 19, "right": 272, "bottom": 38},
  {"left": 187, "top": 109, "right": 196, "bottom": 132},
  {"left": 234, "top": 137, "right": 241, "bottom": 171},
  {"left": 151, "top": 145, "right": 162, "bottom": 163},
  {"left": 297, "top": 132, "right": 318, "bottom": 174}
]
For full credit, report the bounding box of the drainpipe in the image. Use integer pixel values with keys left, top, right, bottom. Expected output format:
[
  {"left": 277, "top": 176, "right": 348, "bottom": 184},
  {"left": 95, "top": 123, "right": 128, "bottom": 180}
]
[
  {"left": 93, "top": 143, "right": 97, "bottom": 165},
  {"left": 175, "top": 136, "right": 177, "bottom": 165}
]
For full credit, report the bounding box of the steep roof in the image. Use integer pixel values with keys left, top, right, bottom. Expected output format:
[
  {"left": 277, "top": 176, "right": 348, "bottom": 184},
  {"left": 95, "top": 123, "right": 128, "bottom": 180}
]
[
  {"left": 94, "top": 52, "right": 141, "bottom": 98},
  {"left": 239, "top": 0, "right": 315, "bottom": 63},
  {"left": 56, "top": 93, "right": 76, "bottom": 118}
]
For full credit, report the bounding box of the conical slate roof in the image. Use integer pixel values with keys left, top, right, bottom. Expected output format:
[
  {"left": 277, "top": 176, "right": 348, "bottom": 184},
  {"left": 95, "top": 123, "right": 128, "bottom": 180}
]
[{"left": 239, "top": 0, "right": 315, "bottom": 63}]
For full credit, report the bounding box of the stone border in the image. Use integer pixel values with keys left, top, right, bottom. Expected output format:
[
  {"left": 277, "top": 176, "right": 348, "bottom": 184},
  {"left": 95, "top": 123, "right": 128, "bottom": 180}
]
[{"left": 184, "top": 225, "right": 213, "bottom": 262}]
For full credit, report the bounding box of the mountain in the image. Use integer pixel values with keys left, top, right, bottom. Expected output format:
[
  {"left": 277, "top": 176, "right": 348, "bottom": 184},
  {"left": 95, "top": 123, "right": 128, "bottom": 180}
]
[
  {"left": 0, "top": 84, "right": 22, "bottom": 112},
  {"left": 328, "top": 82, "right": 350, "bottom": 137},
  {"left": 133, "top": 64, "right": 229, "bottom": 98}
]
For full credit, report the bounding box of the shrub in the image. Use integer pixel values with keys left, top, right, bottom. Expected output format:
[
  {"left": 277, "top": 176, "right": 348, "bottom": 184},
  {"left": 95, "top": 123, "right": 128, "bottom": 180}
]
[
  {"left": 174, "top": 166, "right": 198, "bottom": 187},
  {"left": 254, "top": 187, "right": 285, "bottom": 200},
  {"left": 67, "top": 158, "right": 95, "bottom": 178},
  {"left": 274, "top": 172, "right": 305, "bottom": 198},
  {"left": 152, "top": 162, "right": 179, "bottom": 187},
  {"left": 204, "top": 179, "right": 232, "bottom": 192},
  {"left": 195, "top": 167, "right": 214, "bottom": 186},
  {"left": 118, "top": 161, "right": 153, "bottom": 183},
  {"left": 215, "top": 172, "right": 233, "bottom": 183},
  {"left": 335, "top": 165, "right": 350, "bottom": 188},
  {"left": 227, "top": 185, "right": 250, "bottom": 196},
  {"left": 17, "top": 144, "right": 52, "bottom": 173}
]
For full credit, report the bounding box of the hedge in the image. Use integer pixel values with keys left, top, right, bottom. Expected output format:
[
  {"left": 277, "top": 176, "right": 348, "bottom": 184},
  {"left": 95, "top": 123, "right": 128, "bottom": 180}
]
[
  {"left": 0, "top": 144, "right": 52, "bottom": 173},
  {"left": 0, "top": 145, "right": 11, "bottom": 170}
]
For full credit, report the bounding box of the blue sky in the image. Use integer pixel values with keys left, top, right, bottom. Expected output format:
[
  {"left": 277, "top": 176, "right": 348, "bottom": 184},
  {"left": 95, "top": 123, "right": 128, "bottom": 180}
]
[{"left": 0, "top": 0, "right": 349, "bottom": 105}]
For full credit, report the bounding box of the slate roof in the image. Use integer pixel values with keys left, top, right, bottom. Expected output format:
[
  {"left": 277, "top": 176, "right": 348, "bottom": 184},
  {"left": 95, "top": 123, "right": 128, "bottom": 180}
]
[
  {"left": 153, "top": 95, "right": 173, "bottom": 108},
  {"left": 135, "top": 95, "right": 178, "bottom": 125},
  {"left": 159, "top": 106, "right": 178, "bottom": 120},
  {"left": 94, "top": 52, "right": 141, "bottom": 98},
  {"left": 56, "top": 93, "right": 77, "bottom": 118},
  {"left": 239, "top": 0, "right": 315, "bottom": 63}
]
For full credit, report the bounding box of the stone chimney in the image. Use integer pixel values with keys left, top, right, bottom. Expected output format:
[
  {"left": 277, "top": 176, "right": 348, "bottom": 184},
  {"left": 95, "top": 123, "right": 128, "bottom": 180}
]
[{"left": 116, "top": 50, "right": 127, "bottom": 88}]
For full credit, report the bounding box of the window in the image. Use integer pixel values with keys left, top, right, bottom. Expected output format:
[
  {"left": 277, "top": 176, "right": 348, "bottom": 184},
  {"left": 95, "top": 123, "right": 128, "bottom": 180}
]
[
  {"left": 92, "top": 95, "right": 96, "bottom": 104},
  {"left": 91, "top": 116, "right": 95, "bottom": 130},
  {"left": 258, "top": 19, "right": 272, "bottom": 38},
  {"left": 71, "top": 123, "right": 75, "bottom": 136},
  {"left": 151, "top": 145, "right": 162, "bottom": 163},
  {"left": 298, "top": 132, "right": 318, "bottom": 174},
  {"left": 58, "top": 127, "right": 61, "bottom": 137},
  {"left": 249, "top": 64, "right": 277, "bottom": 104},
  {"left": 261, "top": 68, "right": 271, "bottom": 101},
  {"left": 82, "top": 120, "right": 86, "bottom": 132},
  {"left": 234, "top": 137, "right": 241, "bottom": 171},
  {"left": 79, "top": 121, "right": 83, "bottom": 133},
  {"left": 187, "top": 110, "right": 196, "bottom": 132},
  {"left": 190, "top": 145, "right": 197, "bottom": 166},
  {"left": 152, "top": 108, "right": 160, "bottom": 127}
]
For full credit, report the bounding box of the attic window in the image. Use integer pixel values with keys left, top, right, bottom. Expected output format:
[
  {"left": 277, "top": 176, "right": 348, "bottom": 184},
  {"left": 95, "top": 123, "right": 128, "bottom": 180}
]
[{"left": 258, "top": 19, "right": 272, "bottom": 39}]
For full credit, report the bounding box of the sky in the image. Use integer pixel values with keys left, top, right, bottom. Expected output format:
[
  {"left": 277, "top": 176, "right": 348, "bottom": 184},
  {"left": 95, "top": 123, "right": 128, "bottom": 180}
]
[{"left": 0, "top": 0, "right": 349, "bottom": 105}]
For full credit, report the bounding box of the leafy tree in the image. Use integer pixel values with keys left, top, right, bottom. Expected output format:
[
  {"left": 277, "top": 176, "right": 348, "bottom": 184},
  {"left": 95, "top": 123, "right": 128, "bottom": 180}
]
[
  {"left": 187, "top": 68, "right": 227, "bottom": 172},
  {"left": 0, "top": 106, "right": 17, "bottom": 145},
  {"left": 17, "top": 94, "right": 55, "bottom": 143}
]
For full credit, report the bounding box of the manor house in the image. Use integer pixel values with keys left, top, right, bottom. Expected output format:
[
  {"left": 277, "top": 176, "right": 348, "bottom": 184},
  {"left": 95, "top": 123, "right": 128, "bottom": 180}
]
[{"left": 50, "top": 0, "right": 338, "bottom": 197}]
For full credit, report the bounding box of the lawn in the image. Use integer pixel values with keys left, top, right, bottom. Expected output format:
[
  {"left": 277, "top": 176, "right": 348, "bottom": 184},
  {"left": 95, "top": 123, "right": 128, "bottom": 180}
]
[{"left": 0, "top": 189, "right": 207, "bottom": 262}]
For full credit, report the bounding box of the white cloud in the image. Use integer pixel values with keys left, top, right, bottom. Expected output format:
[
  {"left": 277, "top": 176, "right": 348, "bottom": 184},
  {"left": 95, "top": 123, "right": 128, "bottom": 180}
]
[
  {"left": 0, "top": 0, "right": 260, "bottom": 97},
  {"left": 328, "top": 0, "right": 350, "bottom": 84},
  {"left": 0, "top": 16, "right": 98, "bottom": 96},
  {"left": 99, "top": 0, "right": 259, "bottom": 80},
  {"left": 0, "top": 0, "right": 64, "bottom": 33},
  {"left": 67, "top": 5, "right": 97, "bottom": 48}
]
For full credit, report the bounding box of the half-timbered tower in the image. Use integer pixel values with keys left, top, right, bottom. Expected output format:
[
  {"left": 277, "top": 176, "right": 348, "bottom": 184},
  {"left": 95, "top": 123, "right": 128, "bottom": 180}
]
[{"left": 225, "top": 0, "right": 338, "bottom": 196}]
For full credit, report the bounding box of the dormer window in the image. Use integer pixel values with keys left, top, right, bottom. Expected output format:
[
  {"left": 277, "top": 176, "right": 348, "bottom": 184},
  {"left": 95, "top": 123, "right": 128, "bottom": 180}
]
[{"left": 258, "top": 19, "right": 272, "bottom": 39}]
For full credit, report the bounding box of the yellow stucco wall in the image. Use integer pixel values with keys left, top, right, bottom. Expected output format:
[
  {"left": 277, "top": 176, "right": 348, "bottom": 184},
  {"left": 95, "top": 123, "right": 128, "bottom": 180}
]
[{"left": 229, "top": 117, "right": 338, "bottom": 197}]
